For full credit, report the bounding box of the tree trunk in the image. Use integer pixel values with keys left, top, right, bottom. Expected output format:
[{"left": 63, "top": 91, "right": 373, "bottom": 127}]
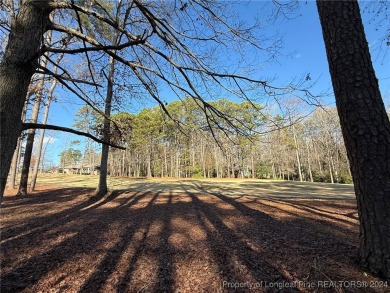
[
  {"left": 292, "top": 124, "right": 303, "bottom": 182},
  {"left": 271, "top": 162, "right": 276, "bottom": 179},
  {"left": 8, "top": 137, "right": 22, "bottom": 189},
  {"left": 251, "top": 153, "right": 255, "bottom": 179},
  {"left": 122, "top": 150, "right": 125, "bottom": 177},
  {"left": 17, "top": 57, "right": 49, "bottom": 196},
  {"left": 147, "top": 145, "right": 152, "bottom": 177},
  {"left": 0, "top": 0, "right": 53, "bottom": 200},
  {"left": 40, "top": 136, "right": 52, "bottom": 174},
  {"left": 30, "top": 78, "right": 57, "bottom": 192},
  {"left": 317, "top": 0, "right": 390, "bottom": 279},
  {"left": 176, "top": 151, "right": 180, "bottom": 177},
  {"left": 163, "top": 144, "right": 167, "bottom": 177},
  {"left": 306, "top": 140, "right": 314, "bottom": 182},
  {"left": 314, "top": 144, "right": 323, "bottom": 175},
  {"left": 7, "top": 98, "right": 29, "bottom": 189},
  {"left": 17, "top": 15, "right": 52, "bottom": 196},
  {"left": 17, "top": 127, "right": 37, "bottom": 195},
  {"left": 94, "top": 55, "right": 115, "bottom": 197},
  {"left": 214, "top": 145, "right": 219, "bottom": 178},
  {"left": 328, "top": 156, "right": 334, "bottom": 184},
  {"left": 170, "top": 154, "right": 174, "bottom": 177},
  {"left": 94, "top": 142, "right": 98, "bottom": 174}
]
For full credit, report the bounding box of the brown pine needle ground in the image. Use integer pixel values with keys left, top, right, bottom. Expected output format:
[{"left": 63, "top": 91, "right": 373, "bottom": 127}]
[{"left": 1, "top": 177, "right": 388, "bottom": 293}]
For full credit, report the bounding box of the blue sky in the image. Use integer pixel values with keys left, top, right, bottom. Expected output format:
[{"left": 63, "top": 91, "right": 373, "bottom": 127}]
[{"left": 41, "top": 1, "right": 390, "bottom": 166}]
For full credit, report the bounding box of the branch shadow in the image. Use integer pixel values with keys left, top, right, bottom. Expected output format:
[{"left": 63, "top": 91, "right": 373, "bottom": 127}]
[
  {"left": 0, "top": 189, "right": 151, "bottom": 292},
  {"left": 78, "top": 191, "right": 162, "bottom": 293},
  {"left": 1, "top": 183, "right": 369, "bottom": 293},
  {"left": 0, "top": 188, "right": 139, "bottom": 248}
]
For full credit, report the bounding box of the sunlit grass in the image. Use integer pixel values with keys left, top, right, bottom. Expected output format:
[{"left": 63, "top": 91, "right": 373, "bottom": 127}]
[{"left": 35, "top": 173, "right": 355, "bottom": 200}]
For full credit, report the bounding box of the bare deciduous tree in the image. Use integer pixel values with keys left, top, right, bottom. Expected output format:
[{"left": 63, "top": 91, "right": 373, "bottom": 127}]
[{"left": 0, "top": 0, "right": 316, "bottom": 199}]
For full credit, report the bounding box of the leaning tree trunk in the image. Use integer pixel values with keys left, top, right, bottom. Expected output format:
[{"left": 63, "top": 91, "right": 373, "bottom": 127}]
[
  {"left": 0, "top": 0, "right": 52, "bottom": 200},
  {"left": 317, "top": 0, "right": 390, "bottom": 279}
]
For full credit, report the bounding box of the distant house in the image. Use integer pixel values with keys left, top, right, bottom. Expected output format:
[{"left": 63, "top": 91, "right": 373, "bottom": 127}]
[
  {"left": 57, "top": 164, "right": 100, "bottom": 175},
  {"left": 57, "top": 164, "right": 80, "bottom": 174},
  {"left": 82, "top": 163, "right": 100, "bottom": 175}
]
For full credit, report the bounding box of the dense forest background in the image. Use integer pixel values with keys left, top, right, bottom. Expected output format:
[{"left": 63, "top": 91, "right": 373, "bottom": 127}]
[{"left": 56, "top": 98, "right": 365, "bottom": 183}]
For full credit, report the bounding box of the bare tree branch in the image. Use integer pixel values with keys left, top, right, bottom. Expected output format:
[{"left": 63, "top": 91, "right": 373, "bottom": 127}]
[
  {"left": 22, "top": 123, "right": 126, "bottom": 150},
  {"left": 43, "top": 39, "right": 145, "bottom": 54},
  {"left": 48, "top": 23, "right": 104, "bottom": 46},
  {"left": 44, "top": 0, "right": 322, "bottom": 141},
  {"left": 36, "top": 66, "right": 102, "bottom": 87}
]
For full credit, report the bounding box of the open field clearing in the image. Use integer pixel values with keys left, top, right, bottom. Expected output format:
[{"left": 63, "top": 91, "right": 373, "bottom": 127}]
[
  {"left": 29, "top": 173, "right": 355, "bottom": 200},
  {"left": 1, "top": 175, "right": 387, "bottom": 292}
]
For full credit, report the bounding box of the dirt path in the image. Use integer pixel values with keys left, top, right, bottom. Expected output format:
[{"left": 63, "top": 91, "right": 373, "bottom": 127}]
[{"left": 1, "top": 183, "right": 386, "bottom": 292}]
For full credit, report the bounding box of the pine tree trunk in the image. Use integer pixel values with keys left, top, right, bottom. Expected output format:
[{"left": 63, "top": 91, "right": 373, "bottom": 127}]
[
  {"left": 122, "top": 150, "right": 125, "bottom": 177},
  {"left": 17, "top": 76, "right": 46, "bottom": 195},
  {"left": 8, "top": 98, "right": 29, "bottom": 189},
  {"left": 147, "top": 145, "right": 152, "bottom": 177},
  {"left": 176, "top": 152, "right": 180, "bottom": 178},
  {"left": 8, "top": 137, "right": 22, "bottom": 189},
  {"left": 163, "top": 145, "right": 167, "bottom": 177},
  {"left": 214, "top": 145, "right": 219, "bottom": 178},
  {"left": 317, "top": 0, "right": 390, "bottom": 279},
  {"left": 0, "top": 0, "right": 52, "bottom": 200},
  {"left": 30, "top": 78, "right": 57, "bottom": 192},
  {"left": 251, "top": 153, "right": 255, "bottom": 179},
  {"left": 95, "top": 56, "right": 115, "bottom": 197}
]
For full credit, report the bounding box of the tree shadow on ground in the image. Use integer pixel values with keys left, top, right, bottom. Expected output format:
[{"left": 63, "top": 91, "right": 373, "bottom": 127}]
[{"left": 0, "top": 186, "right": 382, "bottom": 293}]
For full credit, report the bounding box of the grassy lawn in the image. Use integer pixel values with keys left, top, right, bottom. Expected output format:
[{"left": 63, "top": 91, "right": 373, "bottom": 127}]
[{"left": 34, "top": 173, "right": 356, "bottom": 200}]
